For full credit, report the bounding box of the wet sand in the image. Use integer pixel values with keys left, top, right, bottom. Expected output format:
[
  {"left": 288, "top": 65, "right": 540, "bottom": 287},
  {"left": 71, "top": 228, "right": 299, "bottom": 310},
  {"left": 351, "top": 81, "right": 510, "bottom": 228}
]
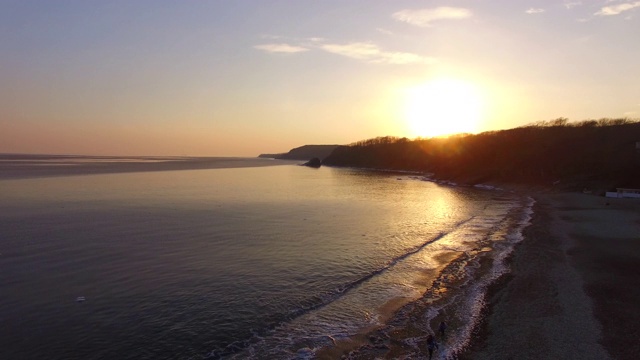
[
  {"left": 322, "top": 192, "right": 640, "bottom": 359},
  {"left": 462, "top": 192, "right": 640, "bottom": 360}
]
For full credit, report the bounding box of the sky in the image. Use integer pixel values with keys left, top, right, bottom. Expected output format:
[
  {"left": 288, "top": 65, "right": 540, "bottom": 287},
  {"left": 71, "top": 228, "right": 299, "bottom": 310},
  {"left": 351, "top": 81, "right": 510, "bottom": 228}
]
[{"left": 1, "top": 0, "right": 639, "bottom": 156}]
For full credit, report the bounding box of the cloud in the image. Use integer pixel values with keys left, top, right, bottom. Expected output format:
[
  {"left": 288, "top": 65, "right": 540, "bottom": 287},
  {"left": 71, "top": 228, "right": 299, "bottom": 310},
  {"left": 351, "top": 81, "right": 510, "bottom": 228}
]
[
  {"left": 525, "top": 8, "right": 545, "bottom": 14},
  {"left": 254, "top": 37, "right": 433, "bottom": 65},
  {"left": 564, "top": 1, "right": 582, "bottom": 9},
  {"left": 377, "top": 28, "right": 394, "bottom": 35},
  {"left": 392, "top": 7, "right": 472, "bottom": 27},
  {"left": 254, "top": 43, "right": 309, "bottom": 53},
  {"left": 320, "top": 42, "right": 380, "bottom": 60},
  {"left": 595, "top": 1, "right": 640, "bottom": 16},
  {"left": 319, "top": 42, "right": 435, "bottom": 64},
  {"left": 379, "top": 52, "right": 435, "bottom": 65}
]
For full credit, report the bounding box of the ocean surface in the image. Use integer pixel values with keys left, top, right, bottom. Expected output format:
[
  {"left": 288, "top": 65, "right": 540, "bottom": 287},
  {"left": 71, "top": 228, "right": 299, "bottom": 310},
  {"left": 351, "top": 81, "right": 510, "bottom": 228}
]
[{"left": 0, "top": 156, "right": 532, "bottom": 359}]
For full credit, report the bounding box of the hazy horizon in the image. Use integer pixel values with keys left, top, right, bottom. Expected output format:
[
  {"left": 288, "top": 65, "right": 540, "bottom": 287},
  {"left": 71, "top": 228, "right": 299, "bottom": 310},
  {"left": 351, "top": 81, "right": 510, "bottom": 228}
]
[
  {"left": 2, "top": 1, "right": 639, "bottom": 156},
  {"left": 2, "top": 117, "right": 639, "bottom": 158}
]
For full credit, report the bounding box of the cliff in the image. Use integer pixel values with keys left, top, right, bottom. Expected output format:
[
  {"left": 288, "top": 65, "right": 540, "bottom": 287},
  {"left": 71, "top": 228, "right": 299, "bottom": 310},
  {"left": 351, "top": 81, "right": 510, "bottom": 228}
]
[{"left": 259, "top": 145, "right": 340, "bottom": 161}]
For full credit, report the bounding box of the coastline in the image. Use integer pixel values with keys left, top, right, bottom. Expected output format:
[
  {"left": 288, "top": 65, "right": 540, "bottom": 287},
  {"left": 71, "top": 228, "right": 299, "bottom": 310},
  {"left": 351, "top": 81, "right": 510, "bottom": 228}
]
[
  {"left": 461, "top": 192, "right": 640, "bottom": 360},
  {"left": 318, "top": 191, "right": 640, "bottom": 360},
  {"left": 316, "top": 190, "right": 535, "bottom": 359}
]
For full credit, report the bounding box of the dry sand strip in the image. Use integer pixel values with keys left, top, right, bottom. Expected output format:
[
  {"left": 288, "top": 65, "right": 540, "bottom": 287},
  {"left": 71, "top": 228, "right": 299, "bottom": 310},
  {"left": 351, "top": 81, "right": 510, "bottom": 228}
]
[{"left": 462, "top": 193, "right": 640, "bottom": 360}]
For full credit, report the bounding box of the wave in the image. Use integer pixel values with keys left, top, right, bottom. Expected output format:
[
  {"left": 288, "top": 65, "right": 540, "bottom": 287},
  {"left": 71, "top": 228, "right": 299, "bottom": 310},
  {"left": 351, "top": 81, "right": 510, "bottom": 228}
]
[
  {"left": 204, "top": 216, "right": 480, "bottom": 359},
  {"left": 379, "top": 196, "right": 536, "bottom": 359},
  {"left": 206, "top": 196, "right": 533, "bottom": 360}
]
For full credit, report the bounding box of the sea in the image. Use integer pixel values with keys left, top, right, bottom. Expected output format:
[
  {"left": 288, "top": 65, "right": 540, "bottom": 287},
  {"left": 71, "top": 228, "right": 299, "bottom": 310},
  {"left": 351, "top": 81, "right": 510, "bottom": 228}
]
[{"left": 0, "top": 156, "right": 533, "bottom": 359}]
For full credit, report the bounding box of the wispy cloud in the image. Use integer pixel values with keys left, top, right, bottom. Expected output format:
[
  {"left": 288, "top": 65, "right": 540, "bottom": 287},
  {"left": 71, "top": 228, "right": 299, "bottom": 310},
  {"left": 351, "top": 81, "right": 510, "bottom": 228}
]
[
  {"left": 392, "top": 7, "right": 472, "bottom": 27},
  {"left": 254, "top": 36, "right": 433, "bottom": 65},
  {"left": 595, "top": 1, "right": 640, "bottom": 16},
  {"left": 320, "top": 42, "right": 435, "bottom": 64},
  {"left": 564, "top": 1, "right": 582, "bottom": 9},
  {"left": 254, "top": 43, "right": 309, "bottom": 53},
  {"left": 525, "top": 8, "right": 545, "bottom": 14},
  {"left": 380, "top": 51, "right": 434, "bottom": 65},
  {"left": 320, "top": 42, "right": 380, "bottom": 60},
  {"left": 377, "top": 28, "right": 394, "bottom": 35}
]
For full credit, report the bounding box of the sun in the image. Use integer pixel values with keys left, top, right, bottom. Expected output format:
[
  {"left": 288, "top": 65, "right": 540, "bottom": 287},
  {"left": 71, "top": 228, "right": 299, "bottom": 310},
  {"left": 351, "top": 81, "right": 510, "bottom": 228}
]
[{"left": 403, "top": 78, "right": 484, "bottom": 138}]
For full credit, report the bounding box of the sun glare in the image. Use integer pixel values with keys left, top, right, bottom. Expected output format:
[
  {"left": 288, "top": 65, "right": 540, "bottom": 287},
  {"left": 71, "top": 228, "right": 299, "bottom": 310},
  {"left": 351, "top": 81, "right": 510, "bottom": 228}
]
[{"left": 403, "top": 78, "right": 484, "bottom": 138}]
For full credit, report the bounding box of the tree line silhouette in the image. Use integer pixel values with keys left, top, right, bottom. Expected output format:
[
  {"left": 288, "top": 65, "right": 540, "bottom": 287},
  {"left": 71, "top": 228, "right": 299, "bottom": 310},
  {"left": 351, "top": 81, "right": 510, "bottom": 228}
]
[{"left": 322, "top": 119, "right": 640, "bottom": 190}]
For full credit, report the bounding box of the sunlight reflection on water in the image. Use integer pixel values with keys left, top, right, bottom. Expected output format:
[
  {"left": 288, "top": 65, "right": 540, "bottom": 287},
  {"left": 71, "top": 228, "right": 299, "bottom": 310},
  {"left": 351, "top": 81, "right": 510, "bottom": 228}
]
[{"left": 0, "top": 162, "right": 523, "bottom": 359}]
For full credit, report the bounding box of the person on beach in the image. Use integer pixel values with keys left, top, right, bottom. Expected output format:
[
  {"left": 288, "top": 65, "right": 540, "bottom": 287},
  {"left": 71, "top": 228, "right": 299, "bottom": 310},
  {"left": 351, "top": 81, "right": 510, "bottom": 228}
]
[
  {"left": 426, "top": 334, "right": 438, "bottom": 360},
  {"left": 438, "top": 321, "right": 447, "bottom": 337}
]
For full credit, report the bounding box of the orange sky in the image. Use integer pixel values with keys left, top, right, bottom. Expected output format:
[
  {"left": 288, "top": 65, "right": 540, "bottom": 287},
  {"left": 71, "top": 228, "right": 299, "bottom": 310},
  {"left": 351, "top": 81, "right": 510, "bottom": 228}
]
[{"left": 2, "top": 1, "right": 639, "bottom": 156}]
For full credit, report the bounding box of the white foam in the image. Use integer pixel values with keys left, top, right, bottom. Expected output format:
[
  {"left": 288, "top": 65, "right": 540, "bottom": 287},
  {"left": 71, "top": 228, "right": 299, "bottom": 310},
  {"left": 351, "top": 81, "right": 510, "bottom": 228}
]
[
  {"left": 294, "top": 347, "right": 315, "bottom": 359},
  {"left": 473, "top": 184, "right": 504, "bottom": 191}
]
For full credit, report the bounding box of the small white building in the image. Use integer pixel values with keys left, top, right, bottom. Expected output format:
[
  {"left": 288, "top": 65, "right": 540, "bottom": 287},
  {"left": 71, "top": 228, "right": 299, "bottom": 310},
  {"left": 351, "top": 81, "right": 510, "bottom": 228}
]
[{"left": 605, "top": 188, "right": 640, "bottom": 198}]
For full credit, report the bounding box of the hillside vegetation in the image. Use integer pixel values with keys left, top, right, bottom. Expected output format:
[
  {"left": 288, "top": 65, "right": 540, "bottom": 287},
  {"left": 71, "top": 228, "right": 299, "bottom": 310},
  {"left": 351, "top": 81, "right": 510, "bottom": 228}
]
[
  {"left": 259, "top": 145, "right": 340, "bottom": 161},
  {"left": 322, "top": 119, "right": 640, "bottom": 191}
]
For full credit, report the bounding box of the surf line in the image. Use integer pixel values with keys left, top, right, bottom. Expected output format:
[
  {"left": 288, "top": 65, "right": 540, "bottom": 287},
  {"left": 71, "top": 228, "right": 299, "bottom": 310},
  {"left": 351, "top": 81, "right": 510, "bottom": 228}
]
[
  {"left": 286, "top": 215, "right": 478, "bottom": 321},
  {"left": 211, "top": 215, "right": 479, "bottom": 359}
]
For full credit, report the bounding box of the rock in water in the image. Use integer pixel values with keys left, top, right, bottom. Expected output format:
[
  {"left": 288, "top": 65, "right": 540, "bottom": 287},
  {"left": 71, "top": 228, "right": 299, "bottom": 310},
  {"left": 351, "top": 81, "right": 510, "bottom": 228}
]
[{"left": 302, "top": 157, "right": 321, "bottom": 168}]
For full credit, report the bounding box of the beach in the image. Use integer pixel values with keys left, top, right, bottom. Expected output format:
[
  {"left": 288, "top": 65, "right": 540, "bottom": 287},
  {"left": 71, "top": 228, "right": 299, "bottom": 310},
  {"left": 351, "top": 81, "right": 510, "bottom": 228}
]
[
  {"left": 462, "top": 192, "right": 640, "bottom": 360},
  {"left": 325, "top": 191, "right": 640, "bottom": 359}
]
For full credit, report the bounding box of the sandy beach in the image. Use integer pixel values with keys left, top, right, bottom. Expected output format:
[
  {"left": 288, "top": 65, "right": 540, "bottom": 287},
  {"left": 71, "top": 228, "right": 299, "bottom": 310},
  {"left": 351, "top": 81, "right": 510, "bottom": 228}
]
[
  {"left": 462, "top": 192, "right": 640, "bottom": 360},
  {"left": 322, "top": 191, "right": 640, "bottom": 359}
]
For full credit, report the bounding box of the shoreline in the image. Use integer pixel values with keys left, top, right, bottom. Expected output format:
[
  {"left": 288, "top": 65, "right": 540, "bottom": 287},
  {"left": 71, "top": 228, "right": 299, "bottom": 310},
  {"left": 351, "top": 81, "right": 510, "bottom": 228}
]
[
  {"left": 461, "top": 192, "right": 640, "bottom": 360},
  {"left": 315, "top": 191, "right": 534, "bottom": 359},
  {"left": 314, "top": 249, "right": 476, "bottom": 359},
  {"left": 318, "top": 191, "right": 640, "bottom": 359}
]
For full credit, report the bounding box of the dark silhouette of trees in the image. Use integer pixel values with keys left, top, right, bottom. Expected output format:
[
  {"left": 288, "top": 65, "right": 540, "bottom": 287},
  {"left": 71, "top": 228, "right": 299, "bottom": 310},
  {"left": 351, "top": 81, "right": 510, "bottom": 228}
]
[{"left": 322, "top": 119, "right": 640, "bottom": 190}]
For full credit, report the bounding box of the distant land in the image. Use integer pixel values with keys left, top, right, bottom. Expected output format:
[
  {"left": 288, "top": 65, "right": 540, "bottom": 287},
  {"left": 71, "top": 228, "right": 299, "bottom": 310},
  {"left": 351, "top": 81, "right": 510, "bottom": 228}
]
[
  {"left": 258, "top": 145, "right": 340, "bottom": 161},
  {"left": 0, "top": 156, "right": 295, "bottom": 179},
  {"left": 270, "top": 119, "right": 640, "bottom": 193}
]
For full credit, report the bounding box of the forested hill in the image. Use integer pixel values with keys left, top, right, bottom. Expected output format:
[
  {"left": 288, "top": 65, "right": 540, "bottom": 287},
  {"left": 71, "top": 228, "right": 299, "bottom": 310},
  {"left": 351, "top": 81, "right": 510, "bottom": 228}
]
[
  {"left": 322, "top": 119, "right": 640, "bottom": 190},
  {"left": 259, "top": 145, "right": 339, "bottom": 160}
]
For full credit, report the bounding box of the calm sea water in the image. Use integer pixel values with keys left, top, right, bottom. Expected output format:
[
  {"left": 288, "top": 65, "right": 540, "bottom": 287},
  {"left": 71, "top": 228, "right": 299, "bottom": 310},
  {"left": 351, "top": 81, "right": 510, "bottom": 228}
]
[{"left": 0, "top": 158, "right": 531, "bottom": 359}]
